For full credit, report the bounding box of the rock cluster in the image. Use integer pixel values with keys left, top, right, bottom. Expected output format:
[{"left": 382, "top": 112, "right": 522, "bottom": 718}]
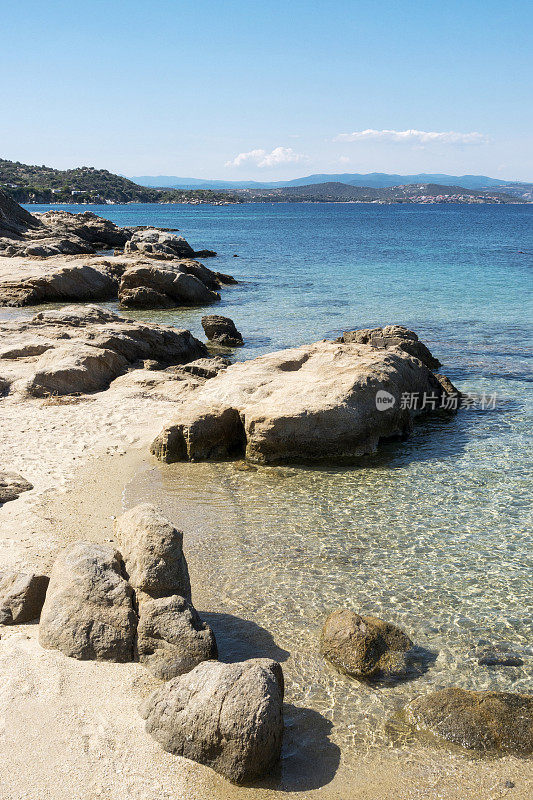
[
  {"left": 124, "top": 228, "right": 196, "bottom": 259},
  {"left": 320, "top": 610, "right": 414, "bottom": 681},
  {"left": 201, "top": 314, "right": 244, "bottom": 347},
  {"left": 151, "top": 332, "right": 458, "bottom": 465},
  {"left": 0, "top": 306, "right": 207, "bottom": 396}
]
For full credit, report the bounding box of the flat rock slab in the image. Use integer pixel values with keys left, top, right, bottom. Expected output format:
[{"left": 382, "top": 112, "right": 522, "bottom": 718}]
[
  {"left": 0, "top": 472, "right": 33, "bottom": 504},
  {"left": 404, "top": 688, "right": 533, "bottom": 754},
  {"left": 0, "top": 571, "right": 49, "bottom": 624},
  {"left": 151, "top": 334, "right": 456, "bottom": 465},
  {"left": 140, "top": 658, "right": 284, "bottom": 784}
]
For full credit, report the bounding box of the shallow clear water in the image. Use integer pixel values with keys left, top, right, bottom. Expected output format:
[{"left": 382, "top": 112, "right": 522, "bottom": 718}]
[{"left": 18, "top": 203, "right": 533, "bottom": 755}]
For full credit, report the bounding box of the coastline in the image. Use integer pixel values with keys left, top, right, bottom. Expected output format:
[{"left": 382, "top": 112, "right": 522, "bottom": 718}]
[{"left": 1, "top": 441, "right": 531, "bottom": 799}]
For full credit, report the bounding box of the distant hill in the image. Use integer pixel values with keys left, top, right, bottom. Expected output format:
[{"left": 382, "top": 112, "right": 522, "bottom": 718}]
[
  {"left": 236, "top": 181, "right": 522, "bottom": 203},
  {"left": 0, "top": 159, "right": 241, "bottom": 204},
  {"left": 131, "top": 172, "right": 533, "bottom": 196}
]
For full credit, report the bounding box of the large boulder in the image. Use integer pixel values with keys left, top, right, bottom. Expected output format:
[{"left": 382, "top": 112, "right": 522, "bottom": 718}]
[
  {"left": 151, "top": 337, "right": 457, "bottom": 465},
  {"left": 201, "top": 315, "right": 244, "bottom": 347},
  {"left": 0, "top": 571, "right": 49, "bottom": 624},
  {"left": 0, "top": 261, "right": 118, "bottom": 307},
  {"left": 337, "top": 325, "right": 441, "bottom": 370},
  {"left": 0, "top": 188, "right": 40, "bottom": 237},
  {"left": 0, "top": 471, "right": 33, "bottom": 504},
  {"left": 114, "top": 504, "right": 191, "bottom": 602},
  {"left": 119, "top": 263, "right": 220, "bottom": 307},
  {"left": 39, "top": 542, "right": 137, "bottom": 662},
  {"left": 137, "top": 595, "right": 217, "bottom": 680},
  {"left": 404, "top": 688, "right": 533, "bottom": 754},
  {"left": 140, "top": 658, "right": 284, "bottom": 784},
  {"left": 124, "top": 229, "right": 195, "bottom": 260},
  {"left": 320, "top": 609, "right": 413, "bottom": 680},
  {"left": 25, "top": 343, "right": 127, "bottom": 396}
]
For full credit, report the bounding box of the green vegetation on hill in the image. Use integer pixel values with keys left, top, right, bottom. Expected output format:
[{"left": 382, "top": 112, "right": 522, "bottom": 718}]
[{"left": 0, "top": 159, "right": 241, "bottom": 204}]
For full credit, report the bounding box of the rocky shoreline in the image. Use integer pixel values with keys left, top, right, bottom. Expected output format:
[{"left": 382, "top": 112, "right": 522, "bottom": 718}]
[{"left": 0, "top": 195, "right": 531, "bottom": 798}]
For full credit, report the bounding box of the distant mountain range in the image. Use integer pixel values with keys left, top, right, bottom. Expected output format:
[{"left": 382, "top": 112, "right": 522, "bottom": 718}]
[{"left": 131, "top": 172, "right": 533, "bottom": 198}]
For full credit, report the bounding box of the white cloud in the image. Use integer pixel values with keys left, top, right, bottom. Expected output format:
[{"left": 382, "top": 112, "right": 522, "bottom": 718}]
[
  {"left": 334, "top": 129, "right": 488, "bottom": 145},
  {"left": 225, "top": 146, "right": 308, "bottom": 168}
]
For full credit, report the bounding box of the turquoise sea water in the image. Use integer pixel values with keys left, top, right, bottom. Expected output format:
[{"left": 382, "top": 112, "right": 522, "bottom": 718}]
[{"left": 20, "top": 204, "right": 533, "bottom": 766}]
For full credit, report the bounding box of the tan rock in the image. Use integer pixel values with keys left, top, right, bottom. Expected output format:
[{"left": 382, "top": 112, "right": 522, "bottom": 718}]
[{"left": 0, "top": 571, "right": 49, "bottom": 624}]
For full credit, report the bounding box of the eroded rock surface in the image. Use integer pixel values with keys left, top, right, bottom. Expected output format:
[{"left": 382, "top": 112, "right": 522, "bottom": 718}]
[
  {"left": 0, "top": 306, "right": 207, "bottom": 396},
  {"left": 320, "top": 609, "right": 413, "bottom": 680},
  {"left": 201, "top": 315, "right": 244, "bottom": 347},
  {"left": 404, "top": 688, "right": 533, "bottom": 754},
  {"left": 119, "top": 262, "right": 220, "bottom": 307},
  {"left": 137, "top": 595, "right": 217, "bottom": 680},
  {"left": 114, "top": 504, "right": 191, "bottom": 602},
  {"left": 337, "top": 325, "right": 441, "bottom": 370},
  {"left": 39, "top": 542, "right": 137, "bottom": 662},
  {"left": 0, "top": 571, "right": 49, "bottom": 624},
  {"left": 124, "top": 228, "right": 196, "bottom": 259},
  {"left": 151, "top": 334, "right": 456, "bottom": 465},
  {"left": 0, "top": 472, "right": 33, "bottom": 503},
  {"left": 140, "top": 658, "right": 284, "bottom": 784}
]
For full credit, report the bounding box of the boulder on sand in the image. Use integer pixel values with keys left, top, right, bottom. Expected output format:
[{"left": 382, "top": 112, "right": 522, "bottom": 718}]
[
  {"left": 140, "top": 658, "right": 284, "bottom": 784},
  {"left": 114, "top": 504, "right": 191, "bottom": 602},
  {"left": 137, "top": 595, "right": 217, "bottom": 680},
  {"left": 39, "top": 542, "right": 137, "bottom": 662},
  {"left": 201, "top": 315, "right": 244, "bottom": 347},
  {"left": 404, "top": 688, "right": 533, "bottom": 754},
  {"left": 0, "top": 571, "right": 49, "bottom": 624},
  {"left": 320, "top": 609, "right": 413, "bottom": 680},
  {"left": 151, "top": 334, "right": 457, "bottom": 465}
]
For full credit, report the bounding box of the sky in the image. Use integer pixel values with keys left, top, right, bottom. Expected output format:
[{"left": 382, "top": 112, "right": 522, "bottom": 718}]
[{"left": 1, "top": 0, "right": 532, "bottom": 181}]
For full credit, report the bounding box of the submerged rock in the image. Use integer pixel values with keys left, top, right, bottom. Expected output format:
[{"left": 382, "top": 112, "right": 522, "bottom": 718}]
[
  {"left": 137, "top": 595, "right": 217, "bottom": 680},
  {"left": 39, "top": 542, "right": 137, "bottom": 662},
  {"left": 475, "top": 643, "right": 525, "bottom": 667},
  {"left": 151, "top": 335, "right": 456, "bottom": 465},
  {"left": 320, "top": 609, "right": 413, "bottom": 680},
  {"left": 114, "top": 504, "right": 191, "bottom": 602},
  {"left": 404, "top": 688, "right": 533, "bottom": 754},
  {"left": 0, "top": 472, "right": 33, "bottom": 504},
  {"left": 0, "top": 571, "right": 49, "bottom": 624},
  {"left": 140, "top": 658, "right": 284, "bottom": 784},
  {"left": 201, "top": 315, "right": 244, "bottom": 347}
]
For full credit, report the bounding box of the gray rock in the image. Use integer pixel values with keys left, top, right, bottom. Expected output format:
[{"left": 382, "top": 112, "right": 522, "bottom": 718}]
[
  {"left": 404, "top": 688, "right": 533, "bottom": 754},
  {"left": 114, "top": 504, "right": 191, "bottom": 602},
  {"left": 39, "top": 542, "right": 136, "bottom": 662},
  {"left": 320, "top": 609, "right": 413, "bottom": 680},
  {"left": 0, "top": 571, "right": 49, "bottom": 624},
  {"left": 124, "top": 228, "right": 195, "bottom": 260},
  {"left": 338, "top": 325, "right": 441, "bottom": 370},
  {"left": 140, "top": 658, "right": 284, "bottom": 784},
  {"left": 119, "top": 264, "right": 219, "bottom": 307},
  {"left": 137, "top": 595, "right": 217, "bottom": 680},
  {"left": 0, "top": 472, "right": 33, "bottom": 504},
  {"left": 201, "top": 315, "right": 244, "bottom": 347}
]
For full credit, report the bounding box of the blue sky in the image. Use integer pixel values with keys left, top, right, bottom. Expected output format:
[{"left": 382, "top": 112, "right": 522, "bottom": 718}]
[{"left": 1, "top": 0, "right": 532, "bottom": 180}]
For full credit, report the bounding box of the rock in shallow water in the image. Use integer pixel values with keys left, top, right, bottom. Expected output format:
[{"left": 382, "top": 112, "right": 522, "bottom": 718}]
[
  {"left": 137, "top": 595, "right": 217, "bottom": 680},
  {"left": 151, "top": 335, "right": 455, "bottom": 465},
  {"left": 140, "top": 658, "right": 284, "bottom": 784},
  {"left": 39, "top": 542, "right": 137, "bottom": 662},
  {"left": 320, "top": 609, "right": 413, "bottom": 680},
  {"left": 0, "top": 571, "right": 49, "bottom": 624},
  {"left": 201, "top": 314, "right": 244, "bottom": 347},
  {"left": 404, "top": 688, "right": 533, "bottom": 754}
]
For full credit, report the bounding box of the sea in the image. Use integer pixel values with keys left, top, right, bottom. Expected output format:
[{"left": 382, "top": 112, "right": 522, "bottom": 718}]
[{"left": 19, "top": 202, "right": 533, "bottom": 776}]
